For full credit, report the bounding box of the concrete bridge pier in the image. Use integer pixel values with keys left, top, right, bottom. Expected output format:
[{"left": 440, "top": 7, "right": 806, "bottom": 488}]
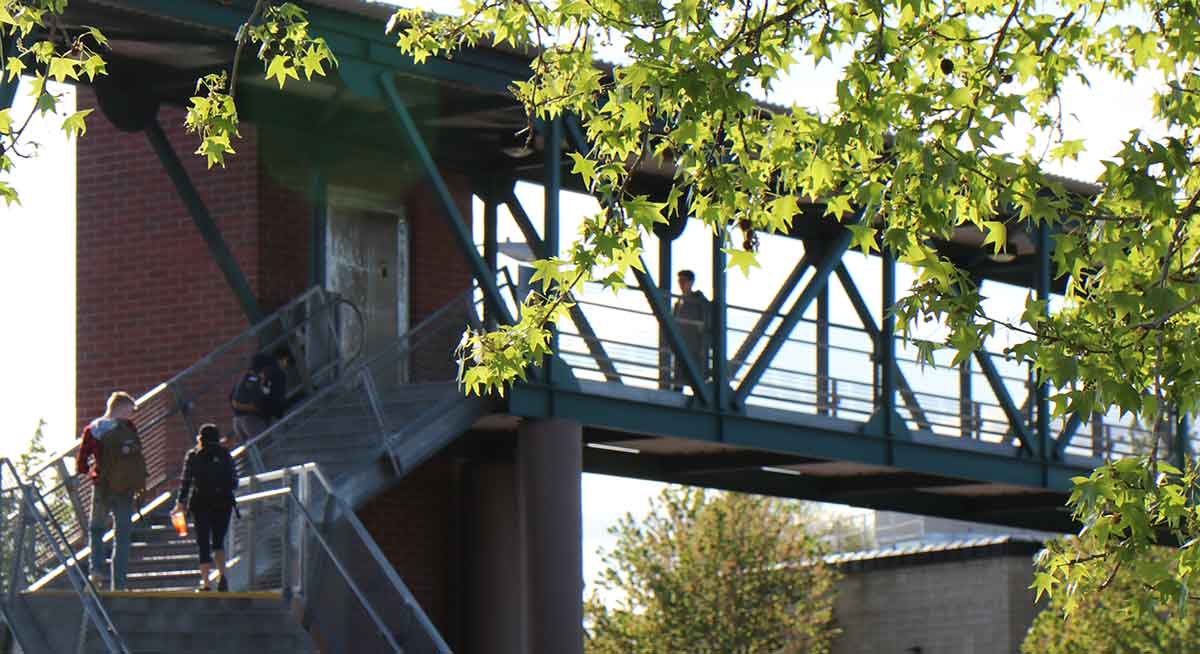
[{"left": 467, "top": 418, "right": 583, "bottom": 654}]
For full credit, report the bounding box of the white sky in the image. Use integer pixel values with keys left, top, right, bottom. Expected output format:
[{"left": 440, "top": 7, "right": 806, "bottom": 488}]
[{"left": 0, "top": 12, "right": 1168, "bottom": 589}]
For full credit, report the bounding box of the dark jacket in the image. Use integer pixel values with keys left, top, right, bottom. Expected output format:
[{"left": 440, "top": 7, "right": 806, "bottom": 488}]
[{"left": 177, "top": 444, "right": 236, "bottom": 513}]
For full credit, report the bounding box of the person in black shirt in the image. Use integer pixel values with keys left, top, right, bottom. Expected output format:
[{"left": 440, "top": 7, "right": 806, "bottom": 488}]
[
  {"left": 174, "top": 424, "right": 237, "bottom": 592},
  {"left": 671, "top": 269, "right": 710, "bottom": 391}
]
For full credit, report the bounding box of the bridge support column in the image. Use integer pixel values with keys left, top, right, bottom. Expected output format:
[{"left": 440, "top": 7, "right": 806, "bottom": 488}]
[
  {"left": 466, "top": 460, "right": 527, "bottom": 654},
  {"left": 519, "top": 418, "right": 583, "bottom": 654}
]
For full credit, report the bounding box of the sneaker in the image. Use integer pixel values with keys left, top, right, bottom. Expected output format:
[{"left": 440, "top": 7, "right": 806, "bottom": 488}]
[
  {"left": 217, "top": 577, "right": 228, "bottom": 593},
  {"left": 195, "top": 581, "right": 212, "bottom": 593}
]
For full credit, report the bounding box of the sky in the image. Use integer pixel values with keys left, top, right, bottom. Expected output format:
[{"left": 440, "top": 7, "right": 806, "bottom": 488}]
[{"left": 0, "top": 9, "right": 1169, "bottom": 590}]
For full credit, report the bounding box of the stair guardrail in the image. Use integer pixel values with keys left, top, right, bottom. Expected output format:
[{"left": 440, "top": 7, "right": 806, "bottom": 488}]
[
  {"left": 230, "top": 463, "right": 450, "bottom": 654},
  {"left": 0, "top": 459, "right": 132, "bottom": 654},
  {"left": 14, "top": 287, "right": 364, "bottom": 563},
  {"left": 231, "top": 277, "right": 509, "bottom": 476}
]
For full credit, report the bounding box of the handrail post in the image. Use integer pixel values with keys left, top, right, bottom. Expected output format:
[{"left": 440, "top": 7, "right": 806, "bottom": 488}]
[
  {"left": 6, "top": 501, "right": 27, "bottom": 601},
  {"left": 53, "top": 458, "right": 88, "bottom": 539},
  {"left": 281, "top": 469, "right": 293, "bottom": 599},
  {"left": 247, "top": 476, "right": 258, "bottom": 591}
]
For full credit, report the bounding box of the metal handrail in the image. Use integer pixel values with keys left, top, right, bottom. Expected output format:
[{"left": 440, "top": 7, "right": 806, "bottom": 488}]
[
  {"left": 231, "top": 281, "right": 496, "bottom": 472},
  {"left": 0, "top": 459, "right": 131, "bottom": 654},
  {"left": 19, "top": 287, "right": 361, "bottom": 557},
  {"left": 235, "top": 485, "right": 404, "bottom": 654},
  {"left": 232, "top": 463, "right": 450, "bottom": 654}
]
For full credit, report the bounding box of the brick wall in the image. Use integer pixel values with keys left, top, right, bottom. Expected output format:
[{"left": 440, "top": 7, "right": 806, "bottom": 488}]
[
  {"left": 832, "top": 553, "right": 1041, "bottom": 654},
  {"left": 355, "top": 454, "right": 461, "bottom": 641},
  {"left": 76, "top": 93, "right": 263, "bottom": 434}
]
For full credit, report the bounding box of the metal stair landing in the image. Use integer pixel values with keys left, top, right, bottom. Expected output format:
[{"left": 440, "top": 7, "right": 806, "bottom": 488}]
[{"left": 17, "top": 592, "right": 317, "bottom": 654}]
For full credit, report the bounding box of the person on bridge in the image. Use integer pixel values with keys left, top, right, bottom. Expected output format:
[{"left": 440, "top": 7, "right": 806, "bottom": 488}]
[
  {"left": 671, "top": 269, "right": 711, "bottom": 391},
  {"left": 75, "top": 391, "right": 147, "bottom": 591},
  {"left": 174, "top": 424, "right": 237, "bottom": 592}
]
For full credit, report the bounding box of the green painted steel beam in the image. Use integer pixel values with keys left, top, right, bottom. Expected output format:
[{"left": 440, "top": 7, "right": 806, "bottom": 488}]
[
  {"left": 729, "top": 250, "right": 811, "bottom": 378},
  {"left": 379, "top": 74, "right": 513, "bottom": 326},
  {"left": 974, "top": 349, "right": 1038, "bottom": 456},
  {"left": 833, "top": 264, "right": 933, "bottom": 431},
  {"left": 503, "top": 189, "right": 621, "bottom": 383},
  {"left": 1053, "top": 413, "right": 1082, "bottom": 459},
  {"left": 561, "top": 114, "right": 710, "bottom": 403},
  {"left": 510, "top": 383, "right": 1093, "bottom": 494},
  {"left": 144, "top": 119, "right": 263, "bottom": 324},
  {"left": 711, "top": 232, "right": 729, "bottom": 410},
  {"left": 734, "top": 226, "right": 853, "bottom": 406}
]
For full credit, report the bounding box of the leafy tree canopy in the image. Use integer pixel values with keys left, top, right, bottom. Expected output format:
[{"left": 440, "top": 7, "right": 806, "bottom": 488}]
[
  {"left": 1024, "top": 545, "right": 1200, "bottom": 654},
  {"left": 585, "top": 487, "right": 839, "bottom": 654},
  {"left": 3, "top": 0, "right": 1200, "bottom": 613}
]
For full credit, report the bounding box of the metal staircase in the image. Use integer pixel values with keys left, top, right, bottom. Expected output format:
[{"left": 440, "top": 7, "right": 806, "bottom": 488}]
[{"left": 0, "top": 281, "right": 502, "bottom": 653}]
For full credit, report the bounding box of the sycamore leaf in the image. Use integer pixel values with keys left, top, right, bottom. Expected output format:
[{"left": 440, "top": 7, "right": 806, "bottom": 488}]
[
  {"left": 47, "top": 57, "right": 78, "bottom": 83},
  {"left": 724, "top": 248, "right": 760, "bottom": 276},
  {"left": 265, "top": 55, "right": 299, "bottom": 89},
  {"left": 568, "top": 151, "right": 597, "bottom": 189},
  {"left": 982, "top": 221, "right": 1007, "bottom": 253},
  {"left": 5, "top": 56, "right": 25, "bottom": 82},
  {"left": 61, "top": 109, "right": 93, "bottom": 139},
  {"left": 847, "top": 223, "right": 879, "bottom": 254}
]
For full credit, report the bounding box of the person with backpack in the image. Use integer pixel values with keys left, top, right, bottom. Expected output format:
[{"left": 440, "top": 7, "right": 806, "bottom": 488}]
[
  {"left": 75, "top": 391, "right": 147, "bottom": 591},
  {"left": 173, "top": 424, "right": 237, "bottom": 592},
  {"left": 229, "top": 348, "right": 293, "bottom": 445}
]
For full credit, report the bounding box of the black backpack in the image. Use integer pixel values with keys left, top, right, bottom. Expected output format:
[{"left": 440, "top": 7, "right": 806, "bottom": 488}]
[
  {"left": 230, "top": 369, "right": 267, "bottom": 414},
  {"left": 188, "top": 446, "right": 235, "bottom": 508}
]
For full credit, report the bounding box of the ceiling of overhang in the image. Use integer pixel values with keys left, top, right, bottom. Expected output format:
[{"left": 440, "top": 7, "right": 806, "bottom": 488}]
[{"left": 62, "top": 0, "right": 1075, "bottom": 291}]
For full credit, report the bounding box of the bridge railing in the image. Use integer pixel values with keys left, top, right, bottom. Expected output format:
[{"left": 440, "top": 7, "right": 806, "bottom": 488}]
[{"left": 552, "top": 280, "right": 1183, "bottom": 463}]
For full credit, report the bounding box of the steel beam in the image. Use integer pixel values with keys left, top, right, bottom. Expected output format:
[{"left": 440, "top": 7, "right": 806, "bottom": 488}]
[
  {"left": 1053, "top": 413, "right": 1082, "bottom": 459},
  {"left": 144, "top": 120, "right": 263, "bottom": 323},
  {"left": 483, "top": 193, "right": 499, "bottom": 328},
  {"left": 542, "top": 117, "right": 562, "bottom": 385},
  {"left": 974, "top": 350, "right": 1038, "bottom": 456},
  {"left": 712, "top": 233, "right": 729, "bottom": 409},
  {"left": 1036, "top": 221, "right": 1051, "bottom": 460},
  {"left": 658, "top": 236, "right": 673, "bottom": 389},
  {"left": 816, "top": 281, "right": 830, "bottom": 415},
  {"left": 309, "top": 166, "right": 327, "bottom": 288},
  {"left": 633, "top": 261, "right": 713, "bottom": 404},
  {"left": 379, "top": 74, "right": 513, "bottom": 325},
  {"left": 833, "top": 264, "right": 934, "bottom": 431},
  {"left": 734, "top": 229, "right": 853, "bottom": 406},
  {"left": 561, "top": 115, "right": 707, "bottom": 399},
  {"left": 503, "top": 191, "right": 621, "bottom": 383},
  {"left": 880, "top": 247, "right": 898, "bottom": 434},
  {"left": 729, "top": 252, "right": 812, "bottom": 377}
]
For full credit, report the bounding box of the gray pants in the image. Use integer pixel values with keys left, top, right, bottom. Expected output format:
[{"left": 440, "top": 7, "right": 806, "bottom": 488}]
[{"left": 233, "top": 414, "right": 268, "bottom": 471}]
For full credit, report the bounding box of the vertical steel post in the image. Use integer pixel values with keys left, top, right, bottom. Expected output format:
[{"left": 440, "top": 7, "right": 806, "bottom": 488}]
[
  {"left": 816, "top": 285, "right": 830, "bottom": 415},
  {"left": 960, "top": 359, "right": 973, "bottom": 438},
  {"left": 880, "top": 248, "right": 897, "bottom": 436},
  {"left": 310, "top": 166, "right": 327, "bottom": 288},
  {"left": 659, "top": 237, "right": 673, "bottom": 389},
  {"left": 281, "top": 470, "right": 293, "bottom": 600},
  {"left": 1176, "top": 413, "right": 1190, "bottom": 470},
  {"left": 484, "top": 194, "right": 499, "bottom": 329},
  {"left": 544, "top": 117, "right": 562, "bottom": 387},
  {"left": 712, "top": 233, "right": 728, "bottom": 410},
  {"left": 1036, "top": 221, "right": 1051, "bottom": 460}
]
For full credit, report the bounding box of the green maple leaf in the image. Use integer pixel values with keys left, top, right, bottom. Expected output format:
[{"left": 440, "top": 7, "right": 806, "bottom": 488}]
[
  {"left": 568, "top": 151, "right": 597, "bottom": 189},
  {"left": 0, "top": 109, "right": 11, "bottom": 135},
  {"left": 768, "top": 195, "right": 799, "bottom": 231},
  {"left": 61, "top": 109, "right": 93, "bottom": 139},
  {"left": 982, "top": 221, "right": 1007, "bottom": 253},
  {"left": 47, "top": 57, "right": 78, "bottom": 83},
  {"left": 5, "top": 56, "right": 24, "bottom": 82},
  {"left": 847, "top": 223, "right": 879, "bottom": 254},
  {"left": 724, "top": 248, "right": 760, "bottom": 276},
  {"left": 265, "top": 55, "right": 299, "bottom": 89}
]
